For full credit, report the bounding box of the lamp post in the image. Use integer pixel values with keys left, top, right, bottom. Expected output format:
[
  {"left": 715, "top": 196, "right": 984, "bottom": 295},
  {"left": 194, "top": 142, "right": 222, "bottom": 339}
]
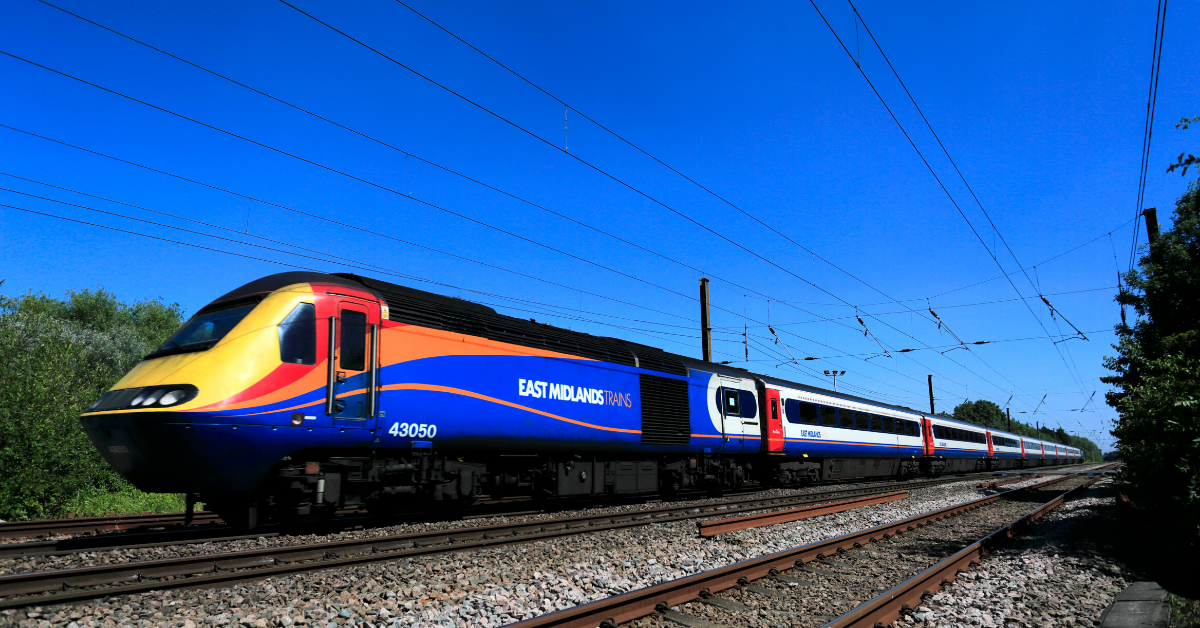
[{"left": 824, "top": 370, "right": 846, "bottom": 392}]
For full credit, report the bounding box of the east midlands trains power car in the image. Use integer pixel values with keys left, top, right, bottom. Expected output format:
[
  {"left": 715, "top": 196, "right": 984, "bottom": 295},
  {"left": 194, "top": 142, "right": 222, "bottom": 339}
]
[{"left": 80, "top": 272, "right": 1082, "bottom": 527}]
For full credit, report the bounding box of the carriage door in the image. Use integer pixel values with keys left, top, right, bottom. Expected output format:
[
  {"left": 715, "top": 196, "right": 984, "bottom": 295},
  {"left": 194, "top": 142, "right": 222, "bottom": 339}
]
[
  {"left": 921, "top": 418, "right": 935, "bottom": 456},
  {"left": 762, "top": 388, "right": 784, "bottom": 453},
  {"left": 986, "top": 432, "right": 994, "bottom": 457},
  {"left": 325, "top": 301, "right": 381, "bottom": 422}
]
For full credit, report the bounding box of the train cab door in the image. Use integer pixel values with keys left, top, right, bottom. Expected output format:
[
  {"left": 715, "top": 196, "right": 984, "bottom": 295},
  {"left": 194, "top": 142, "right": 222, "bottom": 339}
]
[
  {"left": 986, "top": 432, "right": 994, "bottom": 457},
  {"left": 921, "top": 417, "right": 935, "bottom": 456},
  {"left": 325, "top": 301, "right": 381, "bottom": 426},
  {"left": 762, "top": 387, "right": 784, "bottom": 454}
]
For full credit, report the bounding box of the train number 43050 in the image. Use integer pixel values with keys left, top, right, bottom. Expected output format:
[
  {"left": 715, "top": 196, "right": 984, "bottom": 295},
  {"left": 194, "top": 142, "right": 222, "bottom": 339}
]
[{"left": 388, "top": 422, "right": 438, "bottom": 438}]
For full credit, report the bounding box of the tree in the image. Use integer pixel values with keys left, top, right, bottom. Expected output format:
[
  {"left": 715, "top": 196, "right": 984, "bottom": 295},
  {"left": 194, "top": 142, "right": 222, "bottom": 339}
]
[
  {"left": 1166, "top": 116, "right": 1199, "bottom": 177},
  {"left": 952, "top": 400, "right": 1005, "bottom": 429},
  {"left": 951, "top": 398, "right": 1103, "bottom": 461},
  {"left": 1103, "top": 172, "right": 1200, "bottom": 535},
  {"left": 0, "top": 287, "right": 182, "bottom": 520}
]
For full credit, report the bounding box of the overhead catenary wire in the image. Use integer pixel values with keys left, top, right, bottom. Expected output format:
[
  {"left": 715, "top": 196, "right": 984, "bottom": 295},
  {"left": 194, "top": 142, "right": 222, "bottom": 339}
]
[
  {"left": 376, "top": 0, "right": 1054, "bottom": 410},
  {"left": 274, "top": 1, "right": 1042, "bottom": 405},
  {"left": 389, "top": 0, "right": 953, "bottom": 332},
  {"left": 808, "top": 0, "right": 1091, "bottom": 421},
  {"left": 0, "top": 155, "right": 953, "bottom": 406},
  {"left": 1128, "top": 0, "right": 1168, "bottom": 274},
  {"left": 725, "top": 286, "right": 1120, "bottom": 327},
  {"left": 2, "top": 10, "right": 955, "bottom": 379},
  {"left": 0, "top": 198, "right": 912, "bottom": 400},
  {"left": 0, "top": 56, "right": 994, "bottom": 408},
  {"left": 37, "top": 3, "right": 1055, "bottom": 415},
  {"left": 927, "top": 217, "right": 1137, "bottom": 300},
  {"left": 32, "top": 0, "right": 813, "bottom": 325},
  {"left": 9, "top": 14, "right": 1075, "bottom": 417},
  {"left": 846, "top": 0, "right": 1086, "bottom": 342},
  {"left": 0, "top": 124, "right": 937, "bottom": 402}
]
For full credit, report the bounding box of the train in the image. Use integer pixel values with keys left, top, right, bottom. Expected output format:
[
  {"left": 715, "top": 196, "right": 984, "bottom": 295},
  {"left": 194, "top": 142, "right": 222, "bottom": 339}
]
[{"left": 79, "top": 272, "right": 1083, "bottom": 527}]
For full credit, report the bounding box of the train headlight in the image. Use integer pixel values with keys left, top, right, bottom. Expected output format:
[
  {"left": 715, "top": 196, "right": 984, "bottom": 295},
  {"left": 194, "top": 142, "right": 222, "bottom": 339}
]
[
  {"left": 83, "top": 385, "right": 198, "bottom": 412},
  {"left": 158, "top": 389, "right": 189, "bottom": 406},
  {"left": 291, "top": 412, "right": 304, "bottom": 426}
]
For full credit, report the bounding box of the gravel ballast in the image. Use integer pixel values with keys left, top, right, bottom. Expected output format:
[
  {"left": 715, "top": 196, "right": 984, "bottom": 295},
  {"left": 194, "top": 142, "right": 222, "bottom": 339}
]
[
  {"left": 1, "top": 477, "right": 1025, "bottom": 627},
  {"left": 898, "top": 477, "right": 1133, "bottom": 628},
  {"left": 626, "top": 476, "right": 1099, "bottom": 628}
]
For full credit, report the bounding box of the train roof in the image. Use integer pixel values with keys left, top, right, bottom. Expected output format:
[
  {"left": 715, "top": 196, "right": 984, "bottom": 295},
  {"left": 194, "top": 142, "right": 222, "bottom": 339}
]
[{"left": 334, "top": 273, "right": 690, "bottom": 376}]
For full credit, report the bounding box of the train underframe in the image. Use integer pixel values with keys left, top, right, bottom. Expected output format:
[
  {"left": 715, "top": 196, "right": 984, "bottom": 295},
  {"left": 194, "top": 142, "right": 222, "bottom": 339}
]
[{"left": 200, "top": 447, "right": 1075, "bottom": 528}]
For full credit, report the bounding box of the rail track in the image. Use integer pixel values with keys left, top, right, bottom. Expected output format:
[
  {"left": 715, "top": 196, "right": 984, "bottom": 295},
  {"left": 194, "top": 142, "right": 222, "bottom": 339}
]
[
  {"left": 0, "top": 471, "right": 1036, "bottom": 609},
  {"left": 0, "top": 464, "right": 1115, "bottom": 560},
  {"left": 501, "top": 474, "right": 1100, "bottom": 628},
  {"left": 0, "top": 469, "right": 1034, "bottom": 558},
  {"left": 2, "top": 463, "right": 1114, "bottom": 544}
]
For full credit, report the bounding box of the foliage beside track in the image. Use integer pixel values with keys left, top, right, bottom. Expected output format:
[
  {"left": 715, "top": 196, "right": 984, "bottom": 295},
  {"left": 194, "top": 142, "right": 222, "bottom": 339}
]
[
  {"left": 1104, "top": 172, "right": 1200, "bottom": 538},
  {"left": 0, "top": 287, "right": 184, "bottom": 521},
  {"left": 951, "top": 399, "right": 1103, "bottom": 461}
]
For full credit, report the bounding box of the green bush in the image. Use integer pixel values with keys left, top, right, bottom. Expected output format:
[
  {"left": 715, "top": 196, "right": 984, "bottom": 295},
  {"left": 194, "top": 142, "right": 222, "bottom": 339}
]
[
  {"left": 1104, "top": 178, "right": 1200, "bottom": 537},
  {"left": 64, "top": 480, "right": 191, "bottom": 517},
  {"left": 0, "top": 287, "right": 182, "bottom": 521}
]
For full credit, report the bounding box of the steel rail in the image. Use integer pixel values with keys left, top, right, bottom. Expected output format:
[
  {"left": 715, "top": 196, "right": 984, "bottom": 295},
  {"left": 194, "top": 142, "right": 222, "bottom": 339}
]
[
  {"left": 825, "top": 475, "right": 1102, "bottom": 627},
  {"left": 698, "top": 490, "right": 908, "bottom": 537},
  {"left": 504, "top": 476, "right": 1072, "bottom": 628},
  {"left": 0, "top": 477, "right": 984, "bottom": 607},
  {"left": 9, "top": 465, "right": 1098, "bottom": 543},
  {"left": 0, "top": 474, "right": 974, "bottom": 542},
  {"left": 0, "top": 512, "right": 222, "bottom": 540},
  {"left": 0, "top": 473, "right": 997, "bottom": 559}
]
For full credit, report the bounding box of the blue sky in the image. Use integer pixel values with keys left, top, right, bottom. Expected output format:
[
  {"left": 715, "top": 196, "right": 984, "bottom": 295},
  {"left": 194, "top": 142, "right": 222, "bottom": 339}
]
[{"left": 2, "top": 0, "right": 1197, "bottom": 450}]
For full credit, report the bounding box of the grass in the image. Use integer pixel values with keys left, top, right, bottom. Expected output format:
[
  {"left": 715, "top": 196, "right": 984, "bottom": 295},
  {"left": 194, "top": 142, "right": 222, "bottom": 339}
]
[{"left": 63, "top": 483, "right": 191, "bottom": 518}]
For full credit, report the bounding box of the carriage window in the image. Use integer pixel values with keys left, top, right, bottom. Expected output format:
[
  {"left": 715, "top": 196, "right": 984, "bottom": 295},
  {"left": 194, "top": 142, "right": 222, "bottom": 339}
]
[
  {"left": 821, "top": 406, "right": 837, "bottom": 427},
  {"left": 882, "top": 416, "right": 894, "bottom": 433},
  {"left": 870, "top": 415, "right": 883, "bottom": 431},
  {"left": 339, "top": 309, "right": 367, "bottom": 371},
  {"left": 934, "top": 425, "right": 944, "bottom": 439},
  {"left": 840, "top": 410, "right": 855, "bottom": 429},
  {"left": 787, "top": 400, "right": 819, "bottom": 425},
  {"left": 720, "top": 388, "right": 741, "bottom": 416},
  {"left": 739, "top": 390, "right": 758, "bottom": 419},
  {"left": 907, "top": 421, "right": 918, "bottom": 437},
  {"left": 278, "top": 303, "right": 316, "bottom": 365}
]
